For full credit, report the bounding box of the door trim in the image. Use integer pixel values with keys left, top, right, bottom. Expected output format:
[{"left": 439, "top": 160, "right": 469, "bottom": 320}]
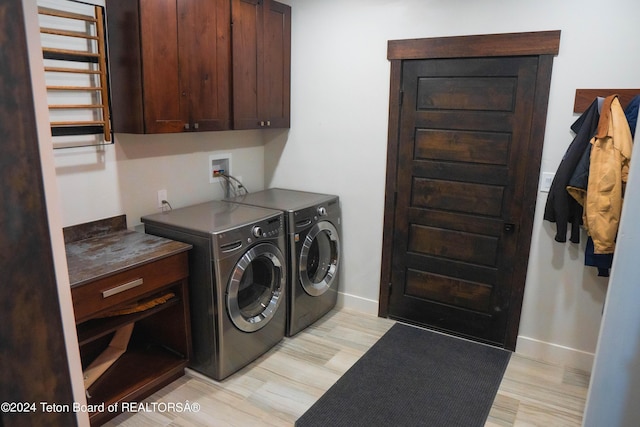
[
  {"left": 388, "top": 30, "right": 561, "bottom": 60},
  {"left": 379, "top": 31, "right": 560, "bottom": 350}
]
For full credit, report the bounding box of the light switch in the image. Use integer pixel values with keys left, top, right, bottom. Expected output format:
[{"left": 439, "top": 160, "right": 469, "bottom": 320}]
[{"left": 540, "top": 172, "right": 554, "bottom": 193}]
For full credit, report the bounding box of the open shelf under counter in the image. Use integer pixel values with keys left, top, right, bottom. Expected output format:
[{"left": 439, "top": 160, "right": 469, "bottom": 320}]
[{"left": 64, "top": 216, "right": 192, "bottom": 426}]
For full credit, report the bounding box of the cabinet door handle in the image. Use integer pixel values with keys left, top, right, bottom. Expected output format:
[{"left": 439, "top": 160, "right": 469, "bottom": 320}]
[{"left": 102, "top": 278, "right": 144, "bottom": 298}]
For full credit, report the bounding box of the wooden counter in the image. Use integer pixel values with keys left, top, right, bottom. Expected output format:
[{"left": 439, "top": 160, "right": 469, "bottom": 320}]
[{"left": 66, "top": 229, "right": 191, "bottom": 287}]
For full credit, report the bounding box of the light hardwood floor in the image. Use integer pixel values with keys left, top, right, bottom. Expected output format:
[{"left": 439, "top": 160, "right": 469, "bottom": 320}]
[{"left": 104, "top": 308, "right": 589, "bottom": 426}]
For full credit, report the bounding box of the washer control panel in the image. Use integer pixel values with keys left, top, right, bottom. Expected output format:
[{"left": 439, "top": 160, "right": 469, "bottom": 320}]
[
  {"left": 216, "top": 213, "right": 283, "bottom": 253},
  {"left": 253, "top": 216, "right": 282, "bottom": 239}
]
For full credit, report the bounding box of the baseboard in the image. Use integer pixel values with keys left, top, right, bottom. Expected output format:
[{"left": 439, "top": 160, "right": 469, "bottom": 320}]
[
  {"left": 336, "top": 294, "right": 595, "bottom": 372},
  {"left": 336, "top": 291, "right": 379, "bottom": 316},
  {"left": 516, "top": 335, "right": 595, "bottom": 373}
]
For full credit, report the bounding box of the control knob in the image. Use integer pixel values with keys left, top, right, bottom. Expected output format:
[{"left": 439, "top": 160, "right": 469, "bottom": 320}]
[
  {"left": 252, "top": 226, "right": 264, "bottom": 238},
  {"left": 317, "top": 206, "right": 327, "bottom": 216}
]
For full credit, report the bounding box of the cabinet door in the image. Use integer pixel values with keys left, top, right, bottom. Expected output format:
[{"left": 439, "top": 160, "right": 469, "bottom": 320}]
[
  {"left": 262, "top": 0, "right": 291, "bottom": 128},
  {"left": 231, "top": 0, "right": 290, "bottom": 129},
  {"left": 140, "top": 0, "right": 188, "bottom": 133},
  {"left": 231, "top": 0, "right": 262, "bottom": 129},
  {"left": 178, "top": 0, "right": 231, "bottom": 131}
]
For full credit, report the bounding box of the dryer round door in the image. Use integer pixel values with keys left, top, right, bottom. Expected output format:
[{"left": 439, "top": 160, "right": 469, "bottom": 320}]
[
  {"left": 227, "top": 243, "right": 286, "bottom": 333},
  {"left": 299, "top": 221, "right": 340, "bottom": 297}
]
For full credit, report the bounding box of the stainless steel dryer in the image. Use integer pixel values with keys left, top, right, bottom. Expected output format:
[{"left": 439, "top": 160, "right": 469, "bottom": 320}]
[
  {"left": 227, "top": 188, "right": 341, "bottom": 336},
  {"left": 141, "top": 200, "right": 286, "bottom": 381}
]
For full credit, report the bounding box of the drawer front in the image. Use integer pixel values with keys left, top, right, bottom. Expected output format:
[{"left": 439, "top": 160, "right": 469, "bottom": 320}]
[{"left": 72, "top": 252, "right": 188, "bottom": 323}]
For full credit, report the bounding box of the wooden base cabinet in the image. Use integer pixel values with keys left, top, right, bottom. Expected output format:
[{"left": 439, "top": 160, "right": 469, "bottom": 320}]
[
  {"left": 106, "top": 0, "right": 231, "bottom": 133},
  {"left": 71, "top": 251, "right": 192, "bottom": 426},
  {"left": 231, "top": 0, "right": 291, "bottom": 130}
]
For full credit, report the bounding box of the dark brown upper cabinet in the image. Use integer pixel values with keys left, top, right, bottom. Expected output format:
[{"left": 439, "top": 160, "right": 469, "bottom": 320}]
[
  {"left": 231, "top": 0, "right": 291, "bottom": 130},
  {"left": 106, "top": 0, "right": 291, "bottom": 134},
  {"left": 107, "top": 0, "right": 232, "bottom": 133}
]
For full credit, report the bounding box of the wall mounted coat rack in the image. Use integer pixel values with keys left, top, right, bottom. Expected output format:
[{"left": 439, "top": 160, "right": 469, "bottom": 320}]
[{"left": 574, "top": 89, "right": 640, "bottom": 113}]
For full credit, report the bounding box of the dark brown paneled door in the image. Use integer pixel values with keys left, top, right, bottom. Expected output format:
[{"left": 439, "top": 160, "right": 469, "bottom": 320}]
[{"left": 388, "top": 56, "right": 538, "bottom": 346}]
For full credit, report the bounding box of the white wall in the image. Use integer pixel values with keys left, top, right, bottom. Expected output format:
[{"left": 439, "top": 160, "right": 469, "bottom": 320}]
[
  {"left": 29, "top": 0, "right": 638, "bottom": 420},
  {"left": 55, "top": 131, "right": 267, "bottom": 228},
  {"left": 46, "top": 0, "right": 639, "bottom": 371},
  {"left": 268, "top": 0, "right": 640, "bottom": 370}
]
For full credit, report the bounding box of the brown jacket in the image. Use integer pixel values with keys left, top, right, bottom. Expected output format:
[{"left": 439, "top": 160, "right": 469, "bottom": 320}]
[{"left": 583, "top": 95, "right": 633, "bottom": 254}]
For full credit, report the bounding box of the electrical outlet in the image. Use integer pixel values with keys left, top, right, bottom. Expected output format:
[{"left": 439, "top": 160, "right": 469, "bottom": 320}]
[{"left": 157, "top": 189, "right": 167, "bottom": 208}]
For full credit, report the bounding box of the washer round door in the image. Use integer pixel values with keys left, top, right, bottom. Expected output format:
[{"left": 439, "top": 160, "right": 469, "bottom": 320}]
[
  {"left": 227, "top": 243, "right": 286, "bottom": 333},
  {"left": 299, "top": 221, "right": 340, "bottom": 297}
]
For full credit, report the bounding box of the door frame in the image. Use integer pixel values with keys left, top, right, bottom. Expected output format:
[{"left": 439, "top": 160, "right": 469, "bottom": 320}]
[{"left": 379, "top": 31, "right": 560, "bottom": 349}]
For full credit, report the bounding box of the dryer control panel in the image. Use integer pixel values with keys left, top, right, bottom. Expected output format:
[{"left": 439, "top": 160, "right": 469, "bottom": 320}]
[{"left": 293, "top": 198, "right": 340, "bottom": 233}]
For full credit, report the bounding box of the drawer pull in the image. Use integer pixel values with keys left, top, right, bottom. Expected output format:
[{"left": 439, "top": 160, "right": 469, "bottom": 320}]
[{"left": 102, "top": 278, "right": 144, "bottom": 298}]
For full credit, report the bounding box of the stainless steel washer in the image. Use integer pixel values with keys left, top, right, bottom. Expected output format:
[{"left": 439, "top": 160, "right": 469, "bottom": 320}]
[
  {"left": 141, "top": 200, "right": 286, "bottom": 380},
  {"left": 227, "top": 188, "right": 341, "bottom": 336}
]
